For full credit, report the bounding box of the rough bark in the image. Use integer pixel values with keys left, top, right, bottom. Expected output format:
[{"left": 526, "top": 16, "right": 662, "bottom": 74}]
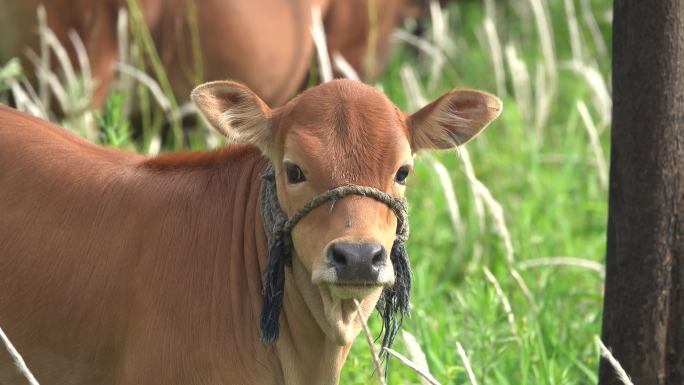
[{"left": 599, "top": 1, "right": 684, "bottom": 384}]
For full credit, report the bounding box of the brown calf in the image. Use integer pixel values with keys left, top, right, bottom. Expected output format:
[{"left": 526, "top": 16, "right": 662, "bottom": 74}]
[{"left": 0, "top": 79, "right": 501, "bottom": 384}]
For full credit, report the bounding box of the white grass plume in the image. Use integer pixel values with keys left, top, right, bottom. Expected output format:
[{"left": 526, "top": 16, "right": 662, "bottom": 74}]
[
  {"left": 483, "top": 18, "right": 505, "bottom": 97},
  {"left": 456, "top": 342, "right": 478, "bottom": 385},
  {"left": 399, "top": 65, "right": 428, "bottom": 112},
  {"left": 310, "top": 6, "right": 332, "bottom": 83},
  {"left": 461, "top": 148, "right": 514, "bottom": 264},
  {"left": 383, "top": 347, "right": 441, "bottom": 385},
  {"left": 483, "top": 266, "right": 518, "bottom": 338},
  {"left": 0, "top": 326, "right": 40, "bottom": 385},
  {"left": 426, "top": 154, "right": 465, "bottom": 247},
  {"left": 518, "top": 256, "right": 605, "bottom": 275},
  {"left": 567, "top": 61, "right": 612, "bottom": 127},
  {"left": 577, "top": 100, "right": 608, "bottom": 189},
  {"left": 563, "top": 0, "right": 583, "bottom": 63},
  {"left": 504, "top": 44, "right": 532, "bottom": 123},
  {"left": 401, "top": 331, "right": 433, "bottom": 385},
  {"left": 580, "top": 0, "right": 609, "bottom": 62},
  {"left": 332, "top": 52, "right": 360, "bottom": 81}
]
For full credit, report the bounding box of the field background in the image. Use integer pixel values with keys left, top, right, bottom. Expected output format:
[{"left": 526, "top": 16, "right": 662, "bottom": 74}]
[{"left": 0, "top": 0, "right": 613, "bottom": 383}]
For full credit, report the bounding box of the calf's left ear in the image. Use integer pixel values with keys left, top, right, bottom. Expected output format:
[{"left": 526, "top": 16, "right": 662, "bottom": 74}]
[
  {"left": 407, "top": 89, "right": 502, "bottom": 151},
  {"left": 191, "top": 81, "right": 272, "bottom": 151}
]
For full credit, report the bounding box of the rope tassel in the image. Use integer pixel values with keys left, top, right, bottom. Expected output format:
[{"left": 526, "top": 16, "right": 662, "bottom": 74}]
[
  {"left": 377, "top": 240, "right": 412, "bottom": 356},
  {"left": 260, "top": 232, "right": 291, "bottom": 342}
]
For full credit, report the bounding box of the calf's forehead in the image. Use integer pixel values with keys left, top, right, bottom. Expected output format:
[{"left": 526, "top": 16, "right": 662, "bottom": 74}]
[{"left": 277, "top": 81, "right": 411, "bottom": 186}]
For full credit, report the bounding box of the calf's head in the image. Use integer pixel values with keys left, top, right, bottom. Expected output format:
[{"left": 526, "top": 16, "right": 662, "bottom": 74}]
[{"left": 192, "top": 79, "right": 501, "bottom": 345}]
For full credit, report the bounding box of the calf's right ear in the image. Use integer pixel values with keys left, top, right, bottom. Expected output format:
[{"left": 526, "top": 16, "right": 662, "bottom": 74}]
[
  {"left": 407, "top": 88, "right": 502, "bottom": 151},
  {"left": 191, "top": 81, "right": 272, "bottom": 151}
]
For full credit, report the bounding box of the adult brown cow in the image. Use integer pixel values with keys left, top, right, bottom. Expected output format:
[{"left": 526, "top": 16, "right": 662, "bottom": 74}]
[
  {"left": 0, "top": 0, "right": 406, "bottom": 107},
  {"left": 0, "top": 79, "right": 501, "bottom": 384}
]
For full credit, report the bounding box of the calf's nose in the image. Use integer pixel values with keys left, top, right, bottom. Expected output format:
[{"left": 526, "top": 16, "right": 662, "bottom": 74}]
[{"left": 328, "top": 242, "right": 387, "bottom": 283}]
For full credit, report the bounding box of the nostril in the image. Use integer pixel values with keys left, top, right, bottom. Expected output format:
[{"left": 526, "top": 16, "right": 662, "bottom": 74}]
[
  {"left": 371, "top": 246, "right": 386, "bottom": 267},
  {"left": 331, "top": 245, "right": 347, "bottom": 267}
]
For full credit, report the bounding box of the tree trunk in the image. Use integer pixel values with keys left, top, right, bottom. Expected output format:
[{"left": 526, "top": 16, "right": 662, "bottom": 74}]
[{"left": 599, "top": 1, "right": 684, "bottom": 385}]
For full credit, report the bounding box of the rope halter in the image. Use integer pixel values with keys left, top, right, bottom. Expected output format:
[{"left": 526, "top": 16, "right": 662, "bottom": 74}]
[{"left": 259, "top": 163, "right": 412, "bottom": 355}]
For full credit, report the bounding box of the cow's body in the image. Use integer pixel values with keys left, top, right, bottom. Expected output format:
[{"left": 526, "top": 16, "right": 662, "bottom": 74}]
[
  {"left": 0, "top": 105, "right": 293, "bottom": 384},
  {"left": 0, "top": 0, "right": 404, "bottom": 107}
]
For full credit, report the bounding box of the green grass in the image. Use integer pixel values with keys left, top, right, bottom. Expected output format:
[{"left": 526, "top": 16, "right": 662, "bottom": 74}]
[
  {"left": 343, "top": 1, "right": 611, "bottom": 384},
  {"left": 0, "top": 0, "right": 612, "bottom": 383}
]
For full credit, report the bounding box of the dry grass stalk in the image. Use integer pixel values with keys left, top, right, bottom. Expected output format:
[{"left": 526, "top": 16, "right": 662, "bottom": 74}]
[
  {"left": 527, "top": 0, "right": 557, "bottom": 140},
  {"left": 518, "top": 256, "right": 605, "bottom": 275},
  {"left": 126, "top": 0, "right": 183, "bottom": 149},
  {"left": 21, "top": 6, "right": 97, "bottom": 138},
  {"left": 332, "top": 52, "right": 360, "bottom": 81},
  {"left": 0, "top": 326, "right": 40, "bottom": 385},
  {"left": 383, "top": 347, "right": 442, "bottom": 385},
  {"left": 114, "top": 62, "right": 172, "bottom": 114},
  {"left": 595, "top": 336, "right": 634, "bottom": 385},
  {"left": 9, "top": 78, "right": 46, "bottom": 118},
  {"left": 456, "top": 342, "right": 478, "bottom": 385},
  {"left": 352, "top": 299, "right": 386, "bottom": 385},
  {"left": 483, "top": 18, "right": 505, "bottom": 97},
  {"left": 399, "top": 65, "right": 428, "bottom": 112},
  {"left": 533, "top": 61, "right": 552, "bottom": 142},
  {"left": 427, "top": 1, "right": 450, "bottom": 91},
  {"left": 392, "top": 30, "right": 442, "bottom": 59},
  {"left": 509, "top": 267, "right": 537, "bottom": 312},
  {"left": 112, "top": 62, "right": 166, "bottom": 155},
  {"left": 527, "top": 0, "right": 557, "bottom": 86},
  {"left": 577, "top": 100, "right": 608, "bottom": 189},
  {"left": 428, "top": 0, "right": 448, "bottom": 54},
  {"left": 37, "top": 5, "right": 50, "bottom": 111},
  {"left": 457, "top": 148, "right": 486, "bottom": 235},
  {"left": 310, "top": 6, "right": 333, "bottom": 83},
  {"left": 484, "top": 0, "right": 496, "bottom": 22},
  {"left": 365, "top": 0, "right": 378, "bottom": 82},
  {"left": 505, "top": 44, "right": 532, "bottom": 123},
  {"left": 117, "top": 8, "right": 130, "bottom": 74},
  {"left": 483, "top": 266, "right": 518, "bottom": 338},
  {"left": 401, "top": 331, "right": 432, "bottom": 385},
  {"left": 563, "top": 0, "right": 583, "bottom": 63},
  {"left": 426, "top": 154, "right": 465, "bottom": 248},
  {"left": 39, "top": 26, "right": 77, "bottom": 92},
  {"left": 23, "top": 49, "right": 68, "bottom": 111},
  {"left": 567, "top": 61, "right": 611, "bottom": 127},
  {"left": 580, "top": 0, "right": 609, "bottom": 62},
  {"left": 68, "top": 31, "right": 92, "bottom": 90},
  {"left": 473, "top": 175, "right": 515, "bottom": 265}
]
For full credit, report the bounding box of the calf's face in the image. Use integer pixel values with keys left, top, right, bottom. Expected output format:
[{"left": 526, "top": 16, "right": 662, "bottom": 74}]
[{"left": 192, "top": 79, "right": 501, "bottom": 343}]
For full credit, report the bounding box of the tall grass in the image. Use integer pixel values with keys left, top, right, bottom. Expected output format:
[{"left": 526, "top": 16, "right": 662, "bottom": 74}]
[
  {"left": 0, "top": 0, "right": 612, "bottom": 383},
  {"left": 346, "top": 0, "right": 610, "bottom": 383}
]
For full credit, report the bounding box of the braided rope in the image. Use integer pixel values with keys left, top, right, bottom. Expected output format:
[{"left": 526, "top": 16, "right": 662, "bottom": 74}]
[
  {"left": 282, "top": 185, "right": 409, "bottom": 242},
  {"left": 261, "top": 164, "right": 409, "bottom": 247}
]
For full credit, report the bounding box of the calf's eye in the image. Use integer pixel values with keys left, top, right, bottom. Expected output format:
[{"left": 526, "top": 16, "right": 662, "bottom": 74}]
[
  {"left": 285, "top": 162, "right": 306, "bottom": 184},
  {"left": 395, "top": 165, "right": 410, "bottom": 185}
]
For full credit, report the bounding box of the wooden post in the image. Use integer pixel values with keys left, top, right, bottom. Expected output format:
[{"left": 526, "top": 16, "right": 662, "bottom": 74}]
[{"left": 599, "top": 1, "right": 684, "bottom": 384}]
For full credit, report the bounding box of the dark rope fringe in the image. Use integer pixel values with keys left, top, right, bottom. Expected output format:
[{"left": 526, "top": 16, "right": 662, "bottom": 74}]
[
  {"left": 376, "top": 240, "right": 412, "bottom": 368},
  {"left": 260, "top": 232, "right": 292, "bottom": 342}
]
